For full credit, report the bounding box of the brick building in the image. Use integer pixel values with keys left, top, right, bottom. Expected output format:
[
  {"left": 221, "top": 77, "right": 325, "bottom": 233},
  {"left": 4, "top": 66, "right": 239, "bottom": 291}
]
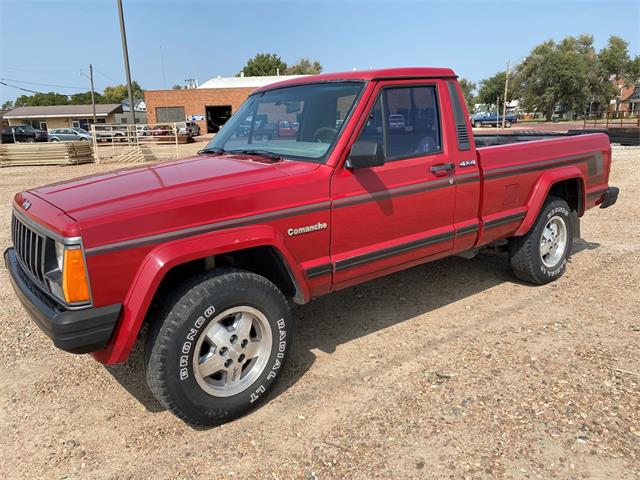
[{"left": 144, "top": 75, "right": 305, "bottom": 134}]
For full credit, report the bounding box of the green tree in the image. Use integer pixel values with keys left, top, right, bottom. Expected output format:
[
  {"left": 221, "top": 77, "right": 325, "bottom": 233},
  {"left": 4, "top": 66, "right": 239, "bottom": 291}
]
[
  {"left": 476, "top": 71, "right": 507, "bottom": 106},
  {"left": 286, "top": 58, "right": 323, "bottom": 75},
  {"left": 238, "top": 53, "right": 288, "bottom": 77},
  {"left": 172, "top": 84, "right": 184, "bottom": 89},
  {"left": 14, "top": 92, "right": 69, "bottom": 107},
  {"left": 2, "top": 100, "right": 14, "bottom": 110},
  {"left": 102, "top": 81, "right": 144, "bottom": 103},
  {"left": 516, "top": 36, "right": 596, "bottom": 120},
  {"left": 70, "top": 91, "right": 104, "bottom": 105},
  {"left": 597, "top": 35, "right": 630, "bottom": 81},
  {"left": 458, "top": 78, "right": 476, "bottom": 111},
  {"left": 626, "top": 56, "right": 640, "bottom": 86}
]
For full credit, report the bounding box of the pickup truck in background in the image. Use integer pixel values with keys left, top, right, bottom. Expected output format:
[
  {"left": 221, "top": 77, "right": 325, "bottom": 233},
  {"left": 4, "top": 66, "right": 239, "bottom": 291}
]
[
  {"left": 471, "top": 111, "right": 518, "bottom": 128},
  {"left": 5, "top": 68, "right": 618, "bottom": 426},
  {"left": 1, "top": 125, "right": 48, "bottom": 143}
]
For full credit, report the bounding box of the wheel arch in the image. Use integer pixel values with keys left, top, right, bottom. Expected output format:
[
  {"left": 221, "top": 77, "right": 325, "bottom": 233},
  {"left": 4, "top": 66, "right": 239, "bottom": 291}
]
[
  {"left": 92, "top": 225, "right": 307, "bottom": 364},
  {"left": 514, "top": 167, "right": 585, "bottom": 237}
]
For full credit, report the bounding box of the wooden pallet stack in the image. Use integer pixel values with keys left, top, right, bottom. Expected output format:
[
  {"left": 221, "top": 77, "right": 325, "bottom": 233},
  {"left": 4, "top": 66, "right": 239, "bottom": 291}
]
[{"left": 0, "top": 142, "right": 95, "bottom": 167}]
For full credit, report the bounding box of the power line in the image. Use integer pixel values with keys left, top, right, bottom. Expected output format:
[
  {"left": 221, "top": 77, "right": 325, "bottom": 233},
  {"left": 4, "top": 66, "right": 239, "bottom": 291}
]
[
  {"left": 92, "top": 66, "right": 121, "bottom": 85},
  {"left": 0, "top": 65, "right": 79, "bottom": 74},
  {"left": 0, "top": 80, "right": 46, "bottom": 95},
  {"left": 1, "top": 77, "right": 87, "bottom": 90}
]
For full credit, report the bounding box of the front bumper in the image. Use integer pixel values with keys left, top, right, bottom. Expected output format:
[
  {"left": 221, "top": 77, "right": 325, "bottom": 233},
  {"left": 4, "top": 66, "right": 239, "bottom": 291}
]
[{"left": 4, "top": 248, "right": 121, "bottom": 354}]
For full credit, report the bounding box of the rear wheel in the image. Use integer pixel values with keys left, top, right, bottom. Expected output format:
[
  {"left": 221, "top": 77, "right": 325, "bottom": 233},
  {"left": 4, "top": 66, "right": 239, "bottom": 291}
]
[
  {"left": 509, "top": 197, "right": 573, "bottom": 285},
  {"left": 145, "top": 269, "right": 292, "bottom": 425},
  {"left": 474, "top": 121, "right": 482, "bottom": 128},
  {"left": 50, "top": 138, "right": 60, "bottom": 142},
  {"left": 504, "top": 120, "right": 512, "bottom": 128},
  {"left": 26, "top": 138, "right": 35, "bottom": 143}
]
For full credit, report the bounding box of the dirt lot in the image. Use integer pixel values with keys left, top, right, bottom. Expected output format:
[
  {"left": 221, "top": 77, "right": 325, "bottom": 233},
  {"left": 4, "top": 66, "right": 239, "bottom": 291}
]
[{"left": 0, "top": 147, "right": 638, "bottom": 479}]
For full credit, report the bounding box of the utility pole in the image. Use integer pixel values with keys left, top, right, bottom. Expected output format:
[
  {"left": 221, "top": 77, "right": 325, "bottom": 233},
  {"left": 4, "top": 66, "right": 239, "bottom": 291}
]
[
  {"left": 80, "top": 66, "right": 97, "bottom": 129},
  {"left": 502, "top": 60, "right": 511, "bottom": 129},
  {"left": 496, "top": 95, "right": 500, "bottom": 136},
  {"left": 89, "top": 64, "right": 97, "bottom": 128},
  {"left": 117, "top": 0, "right": 136, "bottom": 125}
]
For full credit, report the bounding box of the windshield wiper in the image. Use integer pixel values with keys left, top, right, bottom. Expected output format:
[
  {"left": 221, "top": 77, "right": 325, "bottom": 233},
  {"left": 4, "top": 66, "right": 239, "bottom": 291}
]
[
  {"left": 227, "top": 149, "right": 282, "bottom": 161},
  {"left": 198, "top": 147, "right": 226, "bottom": 155}
]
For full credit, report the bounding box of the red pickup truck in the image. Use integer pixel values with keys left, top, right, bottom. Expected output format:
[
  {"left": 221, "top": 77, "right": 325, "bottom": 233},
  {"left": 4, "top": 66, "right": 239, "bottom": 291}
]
[{"left": 5, "top": 68, "right": 618, "bottom": 425}]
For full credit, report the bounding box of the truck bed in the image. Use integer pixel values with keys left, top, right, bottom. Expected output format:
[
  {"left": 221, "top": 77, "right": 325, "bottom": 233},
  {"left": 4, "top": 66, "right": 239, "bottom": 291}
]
[
  {"left": 472, "top": 132, "right": 611, "bottom": 247},
  {"left": 474, "top": 131, "right": 597, "bottom": 148}
]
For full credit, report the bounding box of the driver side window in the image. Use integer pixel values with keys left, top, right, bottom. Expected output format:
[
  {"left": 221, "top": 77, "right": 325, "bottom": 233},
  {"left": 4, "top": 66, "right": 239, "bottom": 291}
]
[{"left": 354, "top": 85, "right": 442, "bottom": 161}]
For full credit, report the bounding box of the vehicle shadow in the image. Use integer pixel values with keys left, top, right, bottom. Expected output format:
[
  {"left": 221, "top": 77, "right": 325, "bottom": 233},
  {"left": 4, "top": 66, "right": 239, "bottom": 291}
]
[{"left": 104, "top": 238, "right": 599, "bottom": 421}]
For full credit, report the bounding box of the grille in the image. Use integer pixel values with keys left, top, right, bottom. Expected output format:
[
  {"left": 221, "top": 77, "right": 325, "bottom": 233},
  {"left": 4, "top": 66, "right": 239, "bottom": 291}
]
[{"left": 11, "top": 213, "right": 48, "bottom": 288}]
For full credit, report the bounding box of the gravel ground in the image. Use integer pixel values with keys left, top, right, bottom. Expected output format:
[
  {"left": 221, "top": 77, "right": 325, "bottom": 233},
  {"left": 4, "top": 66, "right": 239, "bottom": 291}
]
[{"left": 0, "top": 147, "right": 638, "bottom": 480}]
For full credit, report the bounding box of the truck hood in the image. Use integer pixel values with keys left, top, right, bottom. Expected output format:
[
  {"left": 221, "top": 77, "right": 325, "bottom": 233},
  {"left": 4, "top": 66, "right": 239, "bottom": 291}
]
[{"left": 29, "top": 154, "right": 317, "bottom": 222}]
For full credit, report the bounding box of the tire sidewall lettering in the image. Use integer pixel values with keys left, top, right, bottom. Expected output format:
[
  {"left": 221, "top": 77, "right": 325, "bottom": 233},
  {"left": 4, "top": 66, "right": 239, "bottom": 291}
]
[
  {"left": 250, "top": 317, "right": 287, "bottom": 403},
  {"left": 539, "top": 204, "right": 571, "bottom": 278},
  {"left": 179, "top": 305, "right": 216, "bottom": 382}
]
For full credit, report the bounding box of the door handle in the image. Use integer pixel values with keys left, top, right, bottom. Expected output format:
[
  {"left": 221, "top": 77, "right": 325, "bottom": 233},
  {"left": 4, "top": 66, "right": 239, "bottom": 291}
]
[{"left": 430, "top": 163, "right": 455, "bottom": 175}]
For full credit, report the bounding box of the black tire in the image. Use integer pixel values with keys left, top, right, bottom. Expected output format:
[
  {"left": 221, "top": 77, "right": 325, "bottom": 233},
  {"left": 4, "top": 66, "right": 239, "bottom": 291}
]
[
  {"left": 509, "top": 196, "right": 573, "bottom": 285},
  {"left": 145, "top": 269, "right": 292, "bottom": 426},
  {"left": 50, "top": 138, "right": 60, "bottom": 142},
  {"left": 474, "top": 121, "right": 482, "bottom": 128},
  {"left": 26, "top": 137, "right": 35, "bottom": 143},
  {"left": 504, "top": 120, "right": 512, "bottom": 128}
]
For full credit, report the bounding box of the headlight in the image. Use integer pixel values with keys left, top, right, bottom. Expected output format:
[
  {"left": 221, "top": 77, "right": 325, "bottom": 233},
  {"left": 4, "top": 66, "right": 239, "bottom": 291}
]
[{"left": 55, "top": 242, "right": 64, "bottom": 271}]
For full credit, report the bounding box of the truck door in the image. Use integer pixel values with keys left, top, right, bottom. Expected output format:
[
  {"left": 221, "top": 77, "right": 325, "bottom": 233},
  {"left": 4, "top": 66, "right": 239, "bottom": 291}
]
[{"left": 330, "top": 80, "right": 456, "bottom": 288}]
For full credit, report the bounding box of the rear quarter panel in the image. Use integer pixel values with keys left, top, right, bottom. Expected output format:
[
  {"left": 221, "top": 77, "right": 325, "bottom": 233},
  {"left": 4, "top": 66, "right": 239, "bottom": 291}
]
[{"left": 475, "top": 133, "right": 611, "bottom": 245}]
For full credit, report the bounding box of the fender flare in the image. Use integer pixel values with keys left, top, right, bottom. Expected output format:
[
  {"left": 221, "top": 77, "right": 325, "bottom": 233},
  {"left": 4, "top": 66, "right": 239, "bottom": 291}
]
[
  {"left": 92, "top": 225, "right": 307, "bottom": 364},
  {"left": 514, "top": 166, "right": 585, "bottom": 236}
]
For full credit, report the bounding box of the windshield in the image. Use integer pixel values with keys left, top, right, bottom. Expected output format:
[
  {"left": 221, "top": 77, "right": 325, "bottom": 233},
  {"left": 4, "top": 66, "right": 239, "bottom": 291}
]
[{"left": 204, "top": 81, "right": 363, "bottom": 163}]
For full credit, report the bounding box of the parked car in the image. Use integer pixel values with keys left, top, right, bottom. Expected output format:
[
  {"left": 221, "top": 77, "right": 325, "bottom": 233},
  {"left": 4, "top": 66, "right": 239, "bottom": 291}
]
[
  {"left": 136, "top": 125, "right": 151, "bottom": 137},
  {"left": 1, "top": 125, "right": 48, "bottom": 143},
  {"left": 48, "top": 128, "right": 92, "bottom": 142},
  {"left": 150, "top": 124, "right": 173, "bottom": 136},
  {"left": 277, "top": 120, "right": 298, "bottom": 138},
  {"left": 388, "top": 113, "right": 406, "bottom": 130},
  {"left": 175, "top": 121, "right": 201, "bottom": 137},
  {"left": 470, "top": 111, "right": 518, "bottom": 128},
  {"left": 93, "top": 125, "right": 127, "bottom": 142},
  {"left": 5, "top": 67, "right": 618, "bottom": 427}
]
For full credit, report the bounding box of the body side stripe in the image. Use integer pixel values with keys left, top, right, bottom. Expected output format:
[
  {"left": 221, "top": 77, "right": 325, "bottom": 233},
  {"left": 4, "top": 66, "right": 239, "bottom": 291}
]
[{"left": 335, "top": 231, "right": 454, "bottom": 272}]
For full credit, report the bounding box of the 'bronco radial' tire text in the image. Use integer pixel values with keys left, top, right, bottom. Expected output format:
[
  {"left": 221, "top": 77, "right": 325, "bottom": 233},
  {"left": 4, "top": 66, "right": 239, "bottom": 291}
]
[
  {"left": 144, "top": 269, "right": 292, "bottom": 426},
  {"left": 509, "top": 196, "right": 574, "bottom": 285}
]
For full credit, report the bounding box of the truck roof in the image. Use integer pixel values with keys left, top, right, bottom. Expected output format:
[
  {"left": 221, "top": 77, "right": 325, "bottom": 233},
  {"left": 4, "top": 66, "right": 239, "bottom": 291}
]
[{"left": 253, "top": 67, "right": 457, "bottom": 93}]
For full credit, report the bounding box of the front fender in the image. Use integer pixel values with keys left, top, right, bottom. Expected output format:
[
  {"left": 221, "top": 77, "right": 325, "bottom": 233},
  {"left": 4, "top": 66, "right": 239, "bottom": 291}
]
[
  {"left": 514, "top": 166, "right": 585, "bottom": 236},
  {"left": 92, "top": 225, "right": 307, "bottom": 364}
]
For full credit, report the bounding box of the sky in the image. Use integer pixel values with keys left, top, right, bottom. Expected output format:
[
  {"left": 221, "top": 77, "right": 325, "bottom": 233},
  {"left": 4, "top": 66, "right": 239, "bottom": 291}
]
[{"left": 1, "top": 0, "right": 639, "bottom": 104}]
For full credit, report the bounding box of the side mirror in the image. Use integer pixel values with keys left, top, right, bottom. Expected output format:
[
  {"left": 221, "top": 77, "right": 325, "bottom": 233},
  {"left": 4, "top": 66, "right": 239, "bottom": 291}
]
[{"left": 346, "top": 141, "right": 385, "bottom": 169}]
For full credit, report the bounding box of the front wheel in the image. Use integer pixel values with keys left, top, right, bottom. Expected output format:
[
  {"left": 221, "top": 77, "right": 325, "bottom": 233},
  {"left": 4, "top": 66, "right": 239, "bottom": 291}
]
[
  {"left": 145, "top": 269, "right": 292, "bottom": 425},
  {"left": 509, "top": 197, "right": 573, "bottom": 285},
  {"left": 474, "top": 121, "right": 482, "bottom": 128},
  {"left": 504, "top": 120, "right": 512, "bottom": 128}
]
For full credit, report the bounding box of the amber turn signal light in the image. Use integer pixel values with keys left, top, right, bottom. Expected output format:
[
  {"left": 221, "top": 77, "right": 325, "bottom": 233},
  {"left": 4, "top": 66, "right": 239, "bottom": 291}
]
[{"left": 62, "top": 248, "right": 90, "bottom": 303}]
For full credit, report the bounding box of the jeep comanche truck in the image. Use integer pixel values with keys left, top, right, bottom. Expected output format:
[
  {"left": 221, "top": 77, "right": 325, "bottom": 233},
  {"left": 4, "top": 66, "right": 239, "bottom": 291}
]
[{"left": 5, "top": 68, "right": 619, "bottom": 425}]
